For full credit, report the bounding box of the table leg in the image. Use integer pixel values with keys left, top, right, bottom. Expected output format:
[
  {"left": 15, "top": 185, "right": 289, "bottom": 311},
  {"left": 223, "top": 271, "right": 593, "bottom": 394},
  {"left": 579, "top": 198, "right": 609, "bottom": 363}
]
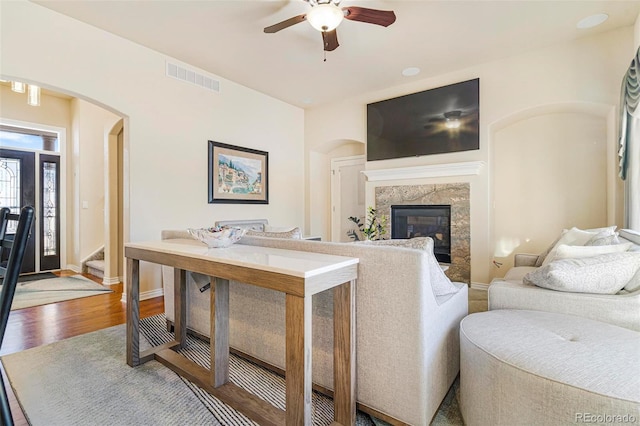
[
  {"left": 126, "top": 258, "right": 140, "bottom": 367},
  {"left": 174, "top": 268, "right": 187, "bottom": 348},
  {"left": 285, "top": 294, "right": 312, "bottom": 425},
  {"left": 333, "top": 279, "right": 356, "bottom": 426},
  {"left": 211, "top": 277, "right": 230, "bottom": 387}
]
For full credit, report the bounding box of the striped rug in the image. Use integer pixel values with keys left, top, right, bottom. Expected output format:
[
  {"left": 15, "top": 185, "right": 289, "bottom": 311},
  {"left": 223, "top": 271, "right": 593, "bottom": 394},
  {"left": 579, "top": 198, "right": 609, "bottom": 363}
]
[
  {"left": 3, "top": 313, "right": 461, "bottom": 425},
  {"left": 139, "top": 314, "right": 375, "bottom": 425}
]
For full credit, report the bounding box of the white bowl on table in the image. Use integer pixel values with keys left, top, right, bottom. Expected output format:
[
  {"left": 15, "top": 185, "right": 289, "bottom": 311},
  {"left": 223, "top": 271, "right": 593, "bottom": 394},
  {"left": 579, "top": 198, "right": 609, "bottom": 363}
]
[{"left": 187, "top": 226, "right": 247, "bottom": 248}]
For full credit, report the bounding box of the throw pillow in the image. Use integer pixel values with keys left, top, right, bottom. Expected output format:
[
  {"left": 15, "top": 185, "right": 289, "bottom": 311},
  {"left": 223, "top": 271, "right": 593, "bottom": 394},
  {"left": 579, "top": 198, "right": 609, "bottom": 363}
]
[
  {"left": 264, "top": 225, "right": 296, "bottom": 232},
  {"left": 623, "top": 267, "right": 640, "bottom": 292},
  {"left": 540, "top": 226, "right": 617, "bottom": 266},
  {"left": 535, "top": 231, "right": 566, "bottom": 267},
  {"left": 246, "top": 227, "right": 302, "bottom": 239},
  {"left": 585, "top": 231, "right": 621, "bottom": 246},
  {"left": 524, "top": 252, "right": 640, "bottom": 294},
  {"left": 554, "top": 243, "right": 632, "bottom": 260}
]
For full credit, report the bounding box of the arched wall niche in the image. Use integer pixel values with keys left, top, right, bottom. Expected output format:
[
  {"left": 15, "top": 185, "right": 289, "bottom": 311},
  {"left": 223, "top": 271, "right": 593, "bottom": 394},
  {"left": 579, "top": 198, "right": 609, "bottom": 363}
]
[{"left": 488, "top": 101, "right": 621, "bottom": 278}]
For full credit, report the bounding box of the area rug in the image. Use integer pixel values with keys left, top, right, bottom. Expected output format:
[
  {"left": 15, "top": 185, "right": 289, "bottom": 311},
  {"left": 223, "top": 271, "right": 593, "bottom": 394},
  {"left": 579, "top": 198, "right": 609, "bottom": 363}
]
[
  {"left": 2, "top": 314, "right": 463, "bottom": 425},
  {"left": 8, "top": 274, "right": 112, "bottom": 310},
  {"left": 16, "top": 272, "right": 56, "bottom": 283}
]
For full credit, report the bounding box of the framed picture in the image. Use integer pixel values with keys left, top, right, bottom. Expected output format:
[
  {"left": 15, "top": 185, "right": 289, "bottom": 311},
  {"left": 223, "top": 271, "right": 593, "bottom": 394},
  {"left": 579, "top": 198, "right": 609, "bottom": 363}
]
[{"left": 208, "top": 141, "right": 269, "bottom": 204}]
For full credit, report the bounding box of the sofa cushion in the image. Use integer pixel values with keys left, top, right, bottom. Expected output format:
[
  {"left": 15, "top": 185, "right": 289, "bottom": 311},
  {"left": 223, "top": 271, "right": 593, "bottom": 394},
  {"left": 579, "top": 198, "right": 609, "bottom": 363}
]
[
  {"left": 355, "top": 237, "right": 458, "bottom": 296},
  {"left": 264, "top": 225, "right": 297, "bottom": 232},
  {"left": 246, "top": 227, "right": 302, "bottom": 239},
  {"left": 540, "top": 226, "right": 617, "bottom": 266},
  {"left": 503, "top": 266, "right": 537, "bottom": 283},
  {"left": 585, "top": 231, "right": 621, "bottom": 246},
  {"left": 624, "top": 268, "right": 640, "bottom": 292},
  {"left": 240, "top": 235, "right": 461, "bottom": 297},
  {"left": 554, "top": 243, "right": 633, "bottom": 260},
  {"left": 535, "top": 232, "right": 565, "bottom": 267},
  {"left": 524, "top": 252, "right": 640, "bottom": 294},
  {"left": 354, "top": 237, "right": 430, "bottom": 250}
]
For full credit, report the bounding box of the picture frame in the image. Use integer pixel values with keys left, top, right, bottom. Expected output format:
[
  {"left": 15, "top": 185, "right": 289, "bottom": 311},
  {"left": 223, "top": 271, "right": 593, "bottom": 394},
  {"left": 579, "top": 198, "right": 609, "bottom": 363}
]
[{"left": 208, "top": 141, "right": 269, "bottom": 204}]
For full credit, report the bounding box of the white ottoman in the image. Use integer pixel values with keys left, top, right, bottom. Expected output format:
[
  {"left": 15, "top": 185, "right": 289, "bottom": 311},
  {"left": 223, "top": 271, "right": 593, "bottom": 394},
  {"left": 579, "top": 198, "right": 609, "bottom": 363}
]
[{"left": 460, "top": 310, "right": 640, "bottom": 426}]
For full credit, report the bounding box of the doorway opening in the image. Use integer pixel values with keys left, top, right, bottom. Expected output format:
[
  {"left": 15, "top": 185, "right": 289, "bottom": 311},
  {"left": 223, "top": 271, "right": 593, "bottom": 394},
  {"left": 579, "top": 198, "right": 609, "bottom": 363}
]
[
  {"left": 0, "top": 123, "right": 63, "bottom": 273},
  {"left": 330, "top": 155, "right": 365, "bottom": 242}
]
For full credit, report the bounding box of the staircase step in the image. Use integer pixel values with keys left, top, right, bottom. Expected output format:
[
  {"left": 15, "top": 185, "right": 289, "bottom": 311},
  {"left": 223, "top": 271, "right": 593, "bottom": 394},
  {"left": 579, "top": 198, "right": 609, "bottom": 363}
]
[
  {"left": 85, "top": 259, "right": 105, "bottom": 271},
  {"left": 86, "top": 260, "right": 105, "bottom": 278}
]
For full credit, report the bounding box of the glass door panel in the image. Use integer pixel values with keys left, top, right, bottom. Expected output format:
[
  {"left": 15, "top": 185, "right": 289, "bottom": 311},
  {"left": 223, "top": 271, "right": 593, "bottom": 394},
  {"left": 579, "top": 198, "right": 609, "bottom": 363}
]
[
  {"left": 40, "top": 154, "right": 60, "bottom": 270},
  {"left": 0, "top": 149, "right": 36, "bottom": 273}
]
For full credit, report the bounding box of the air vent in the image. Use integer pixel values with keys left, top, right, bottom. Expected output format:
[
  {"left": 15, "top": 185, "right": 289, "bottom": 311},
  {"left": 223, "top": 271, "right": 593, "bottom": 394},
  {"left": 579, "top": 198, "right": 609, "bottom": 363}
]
[{"left": 166, "top": 62, "right": 220, "bottom": 93}]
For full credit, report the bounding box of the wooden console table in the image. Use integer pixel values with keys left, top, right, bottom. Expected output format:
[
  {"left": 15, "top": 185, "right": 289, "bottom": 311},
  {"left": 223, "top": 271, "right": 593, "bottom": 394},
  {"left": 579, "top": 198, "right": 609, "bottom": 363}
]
[{"left": 125, "top": 239, "right": 358, "bottom": 425}]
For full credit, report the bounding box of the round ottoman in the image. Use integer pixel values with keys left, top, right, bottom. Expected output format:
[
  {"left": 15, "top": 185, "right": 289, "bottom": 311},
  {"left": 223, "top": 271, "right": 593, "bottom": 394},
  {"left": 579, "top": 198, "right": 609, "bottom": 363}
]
[{"left": 459, "top": 310, "right": 640, "bottom": 426}]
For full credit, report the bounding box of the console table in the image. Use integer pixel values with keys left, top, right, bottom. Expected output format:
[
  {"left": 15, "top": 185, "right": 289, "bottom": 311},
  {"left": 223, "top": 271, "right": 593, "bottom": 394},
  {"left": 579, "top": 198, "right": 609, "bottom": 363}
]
[{"left": 125, "top": 240, "right": 358, "bottom": 425}]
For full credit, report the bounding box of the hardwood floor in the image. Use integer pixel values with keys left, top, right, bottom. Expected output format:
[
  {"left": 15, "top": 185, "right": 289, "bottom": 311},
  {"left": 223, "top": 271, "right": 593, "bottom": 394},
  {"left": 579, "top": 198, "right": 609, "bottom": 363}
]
[{"left": 1, "top": 270, "right": 165, "bottom": 425}]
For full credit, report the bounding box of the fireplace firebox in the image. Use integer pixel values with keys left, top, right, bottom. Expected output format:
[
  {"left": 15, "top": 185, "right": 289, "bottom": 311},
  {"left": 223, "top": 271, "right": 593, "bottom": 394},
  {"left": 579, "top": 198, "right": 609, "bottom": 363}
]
[{"left": 391, "top": 205, "right": 451, "bottom": 263}]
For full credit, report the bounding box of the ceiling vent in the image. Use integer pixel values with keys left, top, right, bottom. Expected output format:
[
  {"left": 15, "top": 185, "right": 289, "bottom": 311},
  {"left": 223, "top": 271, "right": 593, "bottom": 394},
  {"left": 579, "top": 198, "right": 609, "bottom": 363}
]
[{"left": 166, "top": 62, "right": 220, "bottom": 93}]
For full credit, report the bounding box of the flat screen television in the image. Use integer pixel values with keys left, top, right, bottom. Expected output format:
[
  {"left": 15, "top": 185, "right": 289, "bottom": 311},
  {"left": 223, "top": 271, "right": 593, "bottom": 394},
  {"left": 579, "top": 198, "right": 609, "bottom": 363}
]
[{"left": 367, "top": 78, "right": 479, "bottom": 161}]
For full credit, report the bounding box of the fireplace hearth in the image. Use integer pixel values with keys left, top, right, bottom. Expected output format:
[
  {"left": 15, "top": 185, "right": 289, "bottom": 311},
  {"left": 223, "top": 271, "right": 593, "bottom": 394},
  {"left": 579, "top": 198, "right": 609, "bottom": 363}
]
[
  {"left": 391, "top": 204, "right": 451, "bottom": 263},
  {"left": 376, "top": 183, "right": 470, "bottom": 284}
]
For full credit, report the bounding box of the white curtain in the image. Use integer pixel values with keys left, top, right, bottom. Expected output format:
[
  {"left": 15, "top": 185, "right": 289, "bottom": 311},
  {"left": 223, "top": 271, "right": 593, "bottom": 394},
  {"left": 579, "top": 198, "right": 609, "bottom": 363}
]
[{"left": 619, "top": 48, "right": 640, "bottom": 230}]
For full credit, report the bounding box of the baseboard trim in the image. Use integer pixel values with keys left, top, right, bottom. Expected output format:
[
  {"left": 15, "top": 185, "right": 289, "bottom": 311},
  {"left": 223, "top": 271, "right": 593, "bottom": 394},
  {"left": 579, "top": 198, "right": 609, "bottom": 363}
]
[
  {"left": 471, "top": 281, "right": 489, "bottom": 290},
  {"left": 121, "top": 288, "right": 164, "bottom": 302},
  {"left": 66, "top": 264, "right": 81, "bottom": 273},
  {"left": 102, "top": 276, "right": 121, "bottom": 285}
]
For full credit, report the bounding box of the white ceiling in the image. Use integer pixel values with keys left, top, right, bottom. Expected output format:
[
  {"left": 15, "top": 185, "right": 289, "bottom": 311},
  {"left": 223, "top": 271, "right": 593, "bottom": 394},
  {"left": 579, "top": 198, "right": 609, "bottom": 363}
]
[{"left": 33, "top": 0, "right": 640, "bottom": 108}]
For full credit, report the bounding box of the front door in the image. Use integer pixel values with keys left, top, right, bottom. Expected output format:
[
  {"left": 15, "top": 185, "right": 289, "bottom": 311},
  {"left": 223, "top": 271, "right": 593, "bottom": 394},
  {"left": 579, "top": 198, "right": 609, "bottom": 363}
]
[
  {"left": 39, "top": 154, "right": 61, "bottom": 271},
  {"left": 0, "top": 149, "right": 36, "bottom": 273}
]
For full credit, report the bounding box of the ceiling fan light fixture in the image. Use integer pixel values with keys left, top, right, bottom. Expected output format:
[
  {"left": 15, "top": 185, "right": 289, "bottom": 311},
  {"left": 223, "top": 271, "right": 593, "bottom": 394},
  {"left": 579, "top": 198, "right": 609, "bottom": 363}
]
[
  {"left": 445, "top": 119, "right": 461, "bottom": 129},
  {"left": 307, "top": 4, "right": 344, "bottom": 32}
]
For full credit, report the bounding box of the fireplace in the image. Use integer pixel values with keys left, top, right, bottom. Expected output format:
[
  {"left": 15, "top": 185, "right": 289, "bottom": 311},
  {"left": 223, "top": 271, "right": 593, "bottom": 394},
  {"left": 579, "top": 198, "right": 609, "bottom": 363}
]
[{"left": 391, "top": 205, "right": 451, "bottom": 263}]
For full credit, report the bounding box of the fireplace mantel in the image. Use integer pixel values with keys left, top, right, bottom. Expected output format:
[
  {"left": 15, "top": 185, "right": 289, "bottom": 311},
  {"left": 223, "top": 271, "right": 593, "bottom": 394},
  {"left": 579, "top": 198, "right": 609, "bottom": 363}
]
[{"left": 362, "top": 161, "right": 484, "bottom": 182}]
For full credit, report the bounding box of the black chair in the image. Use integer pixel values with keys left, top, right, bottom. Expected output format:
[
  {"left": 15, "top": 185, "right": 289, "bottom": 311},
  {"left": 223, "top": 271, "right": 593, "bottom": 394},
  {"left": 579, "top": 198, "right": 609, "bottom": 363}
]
[
  {"left": 0, "top": 208, "right": 9, "bottom": 275},
  {"left": 0, "top": 206, "right": 35, "bottom": 426}
]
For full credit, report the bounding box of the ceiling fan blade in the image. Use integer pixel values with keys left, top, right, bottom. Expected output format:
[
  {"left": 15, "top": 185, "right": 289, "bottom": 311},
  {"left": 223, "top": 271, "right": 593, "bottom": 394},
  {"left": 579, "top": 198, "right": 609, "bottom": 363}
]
[
  {"left": 322, "top": 29, "right": 339, "bottom": 51},
  {"left": 264, "top": 14, "right": 306, "bottom": 33},
  {"left": 343, "top": 6, "right": 396, "bottom": 27}
]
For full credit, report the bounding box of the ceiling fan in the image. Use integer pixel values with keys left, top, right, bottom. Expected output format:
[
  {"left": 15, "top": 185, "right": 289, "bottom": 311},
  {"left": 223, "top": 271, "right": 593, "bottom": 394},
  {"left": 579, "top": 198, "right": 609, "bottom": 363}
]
[
  {"left": 424, "top": 110, "right": 479, "bottom": 131},
  {"left": 264, "top": 0, "right": 396, "bottom": 52}
]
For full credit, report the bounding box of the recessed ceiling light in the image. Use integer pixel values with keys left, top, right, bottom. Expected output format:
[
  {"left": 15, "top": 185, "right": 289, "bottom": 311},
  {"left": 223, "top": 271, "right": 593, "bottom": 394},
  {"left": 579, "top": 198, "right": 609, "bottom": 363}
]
[
  {"left": 577, "top": 13, "right": 608, "bottom": 29},
  {"left": 402, "top": 67, "right": 420, "bottom": 77},
  {"left": 302, "top": 98, "right": 313, "bottom": 105}
]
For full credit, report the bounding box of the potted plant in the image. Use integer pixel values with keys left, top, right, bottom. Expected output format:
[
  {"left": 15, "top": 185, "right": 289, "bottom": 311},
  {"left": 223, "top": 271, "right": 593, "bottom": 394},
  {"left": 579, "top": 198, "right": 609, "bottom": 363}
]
[{"left": 347, "top": 207, "right": 388, "bottom": 241}]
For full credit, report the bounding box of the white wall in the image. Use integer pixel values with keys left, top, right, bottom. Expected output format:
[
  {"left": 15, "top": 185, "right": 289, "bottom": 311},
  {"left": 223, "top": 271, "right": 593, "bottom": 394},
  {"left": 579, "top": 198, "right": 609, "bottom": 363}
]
[
  {"left": 635, "top": 12, "right": 640, "bottom": 48},
  {"left": 70, "top": 99, "right": 120, "bottom": 266},
  {"left": 306, "top": 27, "right": 632, "bottom": 284},
  {"left": 492, "top": 112, "right": 607, "bottom": 275},
  {"left": 0, "top": 85, "right": 72, "bottom": 269},
  {"left": 0, "top": 86, "right": 71, "bottom": 128},
  {"left": 0, "top": 1, "right": 305, "bottom": 293}
]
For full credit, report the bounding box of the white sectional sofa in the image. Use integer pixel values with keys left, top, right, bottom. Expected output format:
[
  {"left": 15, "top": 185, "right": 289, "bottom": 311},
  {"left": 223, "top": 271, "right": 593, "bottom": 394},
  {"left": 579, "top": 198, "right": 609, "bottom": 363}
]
[
  {"left": 465, "top": 228, "right": 640, "bottom": 424},
  {"left": 161, "top": 231, "right": 468, "bottom": 425},
  {"left": 489, "top": 228, "right": 640, "bottom": 331}
]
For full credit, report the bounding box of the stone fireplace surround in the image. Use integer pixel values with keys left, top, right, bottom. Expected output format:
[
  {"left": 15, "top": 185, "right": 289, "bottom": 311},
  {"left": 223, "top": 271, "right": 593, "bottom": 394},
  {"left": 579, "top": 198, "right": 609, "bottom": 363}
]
[{"left": 375, "top": 183, "right": 471, "bottom": 284}]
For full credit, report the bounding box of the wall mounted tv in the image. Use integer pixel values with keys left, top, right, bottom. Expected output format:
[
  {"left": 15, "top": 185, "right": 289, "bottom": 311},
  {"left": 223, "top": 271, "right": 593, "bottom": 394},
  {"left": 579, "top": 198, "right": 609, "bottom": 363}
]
[{"left": 367, "top": 78, "right": 479, "bottom": 161}]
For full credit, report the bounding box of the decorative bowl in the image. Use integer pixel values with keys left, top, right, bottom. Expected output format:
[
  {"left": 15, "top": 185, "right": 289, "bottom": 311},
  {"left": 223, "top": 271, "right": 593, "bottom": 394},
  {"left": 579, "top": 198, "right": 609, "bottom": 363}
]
[{"left": 187, "top": 226, "right": 247, "bottom": 248}]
